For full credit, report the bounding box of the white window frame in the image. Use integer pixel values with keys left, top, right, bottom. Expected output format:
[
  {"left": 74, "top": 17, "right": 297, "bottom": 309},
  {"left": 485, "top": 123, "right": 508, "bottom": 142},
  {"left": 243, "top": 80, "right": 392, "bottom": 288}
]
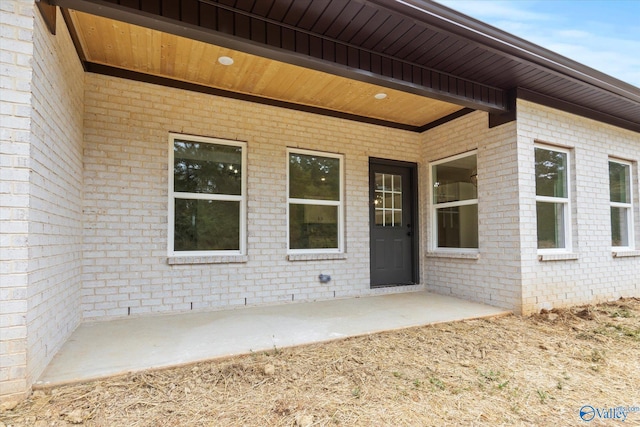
[
  {"left": 168, "top": 133, "right": 247, "bottom": 257},
  {"left": 609, "top": 158, "right": 635, "bottom": 251},
  {"left": 430, "top": 150, "right": 478, "bottom": 253},
  {"left": 535, "top": 144, "right": 572, "bottom": 254},
  {"left": 287, "top": 148, "right": 344, "bottom": 254}
]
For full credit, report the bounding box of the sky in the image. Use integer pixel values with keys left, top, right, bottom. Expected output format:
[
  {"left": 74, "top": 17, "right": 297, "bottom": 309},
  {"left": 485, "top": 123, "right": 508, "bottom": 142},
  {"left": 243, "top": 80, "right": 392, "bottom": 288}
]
[{"left": 435, "top": 0, "right": 640, "bottom": 88}]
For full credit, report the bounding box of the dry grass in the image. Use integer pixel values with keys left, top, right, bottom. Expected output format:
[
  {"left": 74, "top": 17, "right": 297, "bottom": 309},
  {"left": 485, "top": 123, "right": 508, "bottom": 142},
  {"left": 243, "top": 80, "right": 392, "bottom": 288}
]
[{"left": 2, "top": 298, "right": 639, "bottom": 427}]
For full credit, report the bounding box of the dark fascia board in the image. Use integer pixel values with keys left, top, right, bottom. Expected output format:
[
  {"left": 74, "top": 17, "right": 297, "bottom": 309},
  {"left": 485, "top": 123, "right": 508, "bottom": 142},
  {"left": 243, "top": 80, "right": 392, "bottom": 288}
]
[
  {"left": 367, "top": 0, "right": 640, "bottom": 105},
  {"left": 416, "top": 108, "right": 474, "bottom": 132},
  {"left": 518, "top": 88, "right": 640, "bottom": 134},
  {"left": 53, "top": 0, "right": 507, "bottom": 114},
  {"left": 36, "top": 0, "right": 57, "bottom": 34},
  {"left": 84, "top": 62, "right": 427, "bottom": 131}
]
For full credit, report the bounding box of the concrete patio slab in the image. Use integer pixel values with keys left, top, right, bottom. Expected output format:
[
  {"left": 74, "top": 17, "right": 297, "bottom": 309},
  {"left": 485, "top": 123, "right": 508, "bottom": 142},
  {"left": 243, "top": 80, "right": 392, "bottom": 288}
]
[{"left": 35, "top": 292, "right": 510, "bottom": 388}]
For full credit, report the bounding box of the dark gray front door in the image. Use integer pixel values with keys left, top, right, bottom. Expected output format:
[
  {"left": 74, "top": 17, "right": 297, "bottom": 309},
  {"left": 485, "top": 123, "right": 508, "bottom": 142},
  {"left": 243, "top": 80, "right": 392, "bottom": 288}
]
[{"left": 369, "top": 159, "right": 417, "bottom": 287}]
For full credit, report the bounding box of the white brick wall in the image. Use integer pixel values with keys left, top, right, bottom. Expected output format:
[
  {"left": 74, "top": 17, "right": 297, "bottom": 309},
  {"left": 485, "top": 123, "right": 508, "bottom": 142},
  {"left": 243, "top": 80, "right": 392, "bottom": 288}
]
[
  {"left": 421, "top": 112, "right": 522, "bottom": 311},
  {"left": 2, "top": 3, "right": 638, "bottom": 402},
  {"left": 26, "top": 5, "right": 84, "bottom": 391},
  {"left": 517, "top": 100, "right": 640, "bottom": 313},
  {"left": 1, "top": 4, "right": 84, "bottom": 402},
  {"left": 1, "top": 0, "right": 35, "bottom": 402},
  {"left": 80, "top": 78, "right": 640, "bottom": 320},
  {"left": 81, "top": 73, "right": 424, "bottom": 319},
  {"left": 419, "top": 103, "right": 640, "bottom": 314}
]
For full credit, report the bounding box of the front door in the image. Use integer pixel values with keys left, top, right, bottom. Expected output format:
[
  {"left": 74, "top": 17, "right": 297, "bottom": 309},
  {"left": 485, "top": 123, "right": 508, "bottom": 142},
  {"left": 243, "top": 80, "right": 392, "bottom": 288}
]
[{"left": 369, "top": 159, "right": 417, "bottom": 287}]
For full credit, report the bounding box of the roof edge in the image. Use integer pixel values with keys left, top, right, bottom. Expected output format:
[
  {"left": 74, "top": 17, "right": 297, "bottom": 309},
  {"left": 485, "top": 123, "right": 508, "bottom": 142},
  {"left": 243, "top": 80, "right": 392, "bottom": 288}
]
[
  {"left": 518, "top": 88, "right": 640, "bottom": 134},
  {"left": 367, "top": 0, "right": 640, "bottom": 104}
]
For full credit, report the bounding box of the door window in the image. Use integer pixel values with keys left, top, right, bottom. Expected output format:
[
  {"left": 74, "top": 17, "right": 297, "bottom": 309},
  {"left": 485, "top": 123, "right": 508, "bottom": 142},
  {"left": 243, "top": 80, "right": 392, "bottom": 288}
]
[{"left": 374, "top": 173, "right": 402, "bottom": 227}]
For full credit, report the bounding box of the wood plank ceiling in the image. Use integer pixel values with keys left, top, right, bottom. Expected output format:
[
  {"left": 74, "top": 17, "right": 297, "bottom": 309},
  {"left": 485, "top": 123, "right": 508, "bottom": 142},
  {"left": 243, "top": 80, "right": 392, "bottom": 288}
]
[
  {"left": 67, "top": 10, "right": 464, "bottom": 128},
  {"left": 55, "top": 0, "right": 640, "bottom": 133}
]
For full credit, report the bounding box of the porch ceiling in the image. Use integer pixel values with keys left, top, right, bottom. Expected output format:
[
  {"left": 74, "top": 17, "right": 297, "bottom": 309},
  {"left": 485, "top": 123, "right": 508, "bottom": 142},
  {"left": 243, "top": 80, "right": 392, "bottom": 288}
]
[
  {"left": 53, "top": 0, "right": 640, "bottom": 133},
  {"left": 66, "top": 10, "right": 464, "bottom": 129}
]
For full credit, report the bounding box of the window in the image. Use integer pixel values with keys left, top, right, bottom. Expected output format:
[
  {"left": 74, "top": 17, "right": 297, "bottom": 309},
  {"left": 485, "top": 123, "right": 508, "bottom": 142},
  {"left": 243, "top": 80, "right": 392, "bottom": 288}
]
[
  {"left": 609, "top": 159, "right": 634, "bottom": 249},
  {"left": 288, "top": 149, "right": 343, "bottom": 252},
  {"left": 431, "top": 152, "right": 478, "bottom": 250},
  {"left": 535, "top": 145, "right": 570, "bottom": 251},
  {"left": 374, "top": 173, "right": 403, "bottom": 227},
  {"left": 169, "top": 134, "right": 246, "bottom": 256}
]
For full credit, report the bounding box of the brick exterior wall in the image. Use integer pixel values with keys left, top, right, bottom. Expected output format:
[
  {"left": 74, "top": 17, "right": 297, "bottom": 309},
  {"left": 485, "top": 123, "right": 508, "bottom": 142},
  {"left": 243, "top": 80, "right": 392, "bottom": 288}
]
[
  {"left": 421, "top": 112, "right": 523, "bottom": 312},
  {"left": 0, "top": 0, "right": 34, "bottom": 402},
  {"left": 1, "top": 3, "right": 639, "bottom": 402},
  {"left": 27, "top": 6, "right": 84, "bottom": 393},
  {"left": 420, "top": 104, "right": 640, "bottom": 314},
  {"left": 517, "top": 100, "right": 640, "bottom": 313},
  {"left": 0, "top": 4, "right": 84, "bottom": 402},
  {"left": 81, "top": 73, "right": 424, "bottom": 320}
]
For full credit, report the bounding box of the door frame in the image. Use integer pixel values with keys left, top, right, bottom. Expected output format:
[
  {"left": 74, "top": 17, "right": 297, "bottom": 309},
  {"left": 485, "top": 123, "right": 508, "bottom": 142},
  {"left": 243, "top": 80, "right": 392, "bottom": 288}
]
[{"left": 369, "top": 157, "right": 420, "bottom": 287}]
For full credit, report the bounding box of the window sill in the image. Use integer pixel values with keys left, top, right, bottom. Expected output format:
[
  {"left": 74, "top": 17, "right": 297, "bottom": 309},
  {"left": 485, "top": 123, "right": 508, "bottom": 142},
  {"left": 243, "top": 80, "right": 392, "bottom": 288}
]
[
  {"left": 287, "top": 253, "right": 347, "bottom": 261},
  {"left": 613, "top": 250, "right": 640, "bottom": 258},
  {"left": 426, "top": 251, "right": 479, "bottom": 260},
  {"left": 538, "top": 253, "right": 578, "bottom": 262},
  {"left": 167, "top": 255, "right": 248, "bottom": 265}
]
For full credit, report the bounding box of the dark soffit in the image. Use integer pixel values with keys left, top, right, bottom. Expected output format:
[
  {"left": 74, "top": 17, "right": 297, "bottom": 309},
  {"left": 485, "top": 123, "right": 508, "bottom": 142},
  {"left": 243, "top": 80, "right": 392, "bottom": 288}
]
[{"left": 52, "top": 0, "right": 640, "bottom": 133}]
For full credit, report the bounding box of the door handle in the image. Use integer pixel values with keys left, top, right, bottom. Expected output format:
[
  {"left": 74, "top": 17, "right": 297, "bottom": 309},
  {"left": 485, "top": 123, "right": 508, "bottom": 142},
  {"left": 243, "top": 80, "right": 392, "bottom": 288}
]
[{"left": 407, "top": 232, "right": 412, "bottom": 236}]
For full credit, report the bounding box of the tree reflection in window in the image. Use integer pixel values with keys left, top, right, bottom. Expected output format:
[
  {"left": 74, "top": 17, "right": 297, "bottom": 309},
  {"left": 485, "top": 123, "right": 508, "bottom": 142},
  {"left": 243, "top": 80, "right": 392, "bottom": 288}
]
[
  {"left": 288, "top": 151, "right": 342, "bottom": 251},
  {"left": 172, "top": 139, "right": 244, "bottom": 253},
  {"left": 535, "top": 147, "right": 569, "bottom": 249}
]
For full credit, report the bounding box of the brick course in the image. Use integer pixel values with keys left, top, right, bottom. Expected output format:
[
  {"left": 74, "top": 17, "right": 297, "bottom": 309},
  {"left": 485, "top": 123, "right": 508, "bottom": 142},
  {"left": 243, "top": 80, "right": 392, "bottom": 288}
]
[
  {"left": 0, "top": 4, "right": 84, "bottom": 402},
  {"left": 1, "top": 0, "right": 36, "bottom": 401},
  {"left": 421, "top": 112, "right": 522, "bottom": 311},
  {"left": 81, "top": 73, "right": 425, "bottom": 319},
  {"left": 2, "top": 2, "right": 639, "bottom": 402},
  {"left": 517, "top": 100, "right": 640, "bottom": 313}
]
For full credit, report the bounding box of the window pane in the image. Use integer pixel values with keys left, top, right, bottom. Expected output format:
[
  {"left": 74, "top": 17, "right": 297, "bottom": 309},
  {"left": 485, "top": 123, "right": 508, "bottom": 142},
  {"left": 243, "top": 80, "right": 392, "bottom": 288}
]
[
  {"left": 174, "top": 140, "right": 242, "bottom": 195},
  {"left": 375, "top": 173, "right": 384, "bottom": 190},
  {"left": 174, "top": 199, "right": 240, "bottom": 251},
  {"left": 374, "top": 173, "right": 403, "bottom": 228},
  {"left": 536, "top": 202, "right": 565, "bottom": 249},
  {"left": 392, "top": 175, "right": 402, "bottom": 191},
  {"left": 433, "top": 155, "right": 477, "bottom": 204},
  {"left": 375, "top": 210, "right": 384, "bottom": 226},
  {"left": 609, "top": 161, "right": 630, "bottom": 203},
  {"left": 393, "top": 210, "right": 402, "bottom": 227},
  {"left": 535, "top": 148, "right": 567, "bottom": 198},
  {"left": 393, "top": 193, "right": 402, "bottom": 210},
  {"left": 436, "top": 204, "right": 478, "bottom": 248},
  {"left": 611, "top": 206, "right": 629, "bottom": 247},
  {"left": 289, "top": 153, "right": 340, "bottom": 200},
  {"left": 289, "top": 204, "right": 338, "bottom": 249}
]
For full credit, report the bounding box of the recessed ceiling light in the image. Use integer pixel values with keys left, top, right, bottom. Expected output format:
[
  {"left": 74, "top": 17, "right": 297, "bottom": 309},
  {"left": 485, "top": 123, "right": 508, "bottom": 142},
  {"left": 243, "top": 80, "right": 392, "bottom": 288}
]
[
  {"left": 374, "top": 93, "right": 387, "bottom": 100},
  {"left": 218, "top": 56, "right": 234, "bottom": 66}
]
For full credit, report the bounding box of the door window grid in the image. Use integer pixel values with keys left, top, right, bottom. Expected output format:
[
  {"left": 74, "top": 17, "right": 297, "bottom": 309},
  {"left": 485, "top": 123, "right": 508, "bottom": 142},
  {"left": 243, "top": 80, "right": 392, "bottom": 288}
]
[{"left": 374, "top": 173, "right": 402, "bottom": 227}]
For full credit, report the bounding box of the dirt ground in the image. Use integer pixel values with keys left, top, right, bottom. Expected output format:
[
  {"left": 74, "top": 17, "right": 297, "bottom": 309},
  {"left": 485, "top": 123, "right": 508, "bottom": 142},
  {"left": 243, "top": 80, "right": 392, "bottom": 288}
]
[{"left": 2, "top": 298, "right": 639, "bottom": 427}]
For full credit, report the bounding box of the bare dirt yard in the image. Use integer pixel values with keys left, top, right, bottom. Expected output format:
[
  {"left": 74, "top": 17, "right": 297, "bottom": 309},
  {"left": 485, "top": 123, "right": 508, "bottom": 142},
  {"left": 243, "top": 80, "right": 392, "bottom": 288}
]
[{"left": 2, "top": 298, "right": 639, "bottom": 427}]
